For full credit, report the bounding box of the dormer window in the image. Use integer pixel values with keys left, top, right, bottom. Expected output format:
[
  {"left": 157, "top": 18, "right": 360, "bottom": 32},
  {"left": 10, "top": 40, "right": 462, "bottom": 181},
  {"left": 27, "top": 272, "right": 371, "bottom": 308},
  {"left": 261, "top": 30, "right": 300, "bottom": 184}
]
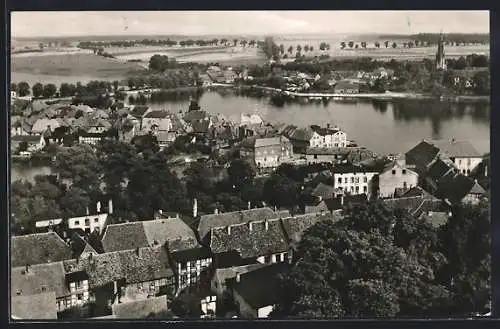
[
  {"left": 402, "top": 169, "right": 407, "bottom": 175},
  {"left": 392, "top": 170, "right": 396, "bottom": 175}
]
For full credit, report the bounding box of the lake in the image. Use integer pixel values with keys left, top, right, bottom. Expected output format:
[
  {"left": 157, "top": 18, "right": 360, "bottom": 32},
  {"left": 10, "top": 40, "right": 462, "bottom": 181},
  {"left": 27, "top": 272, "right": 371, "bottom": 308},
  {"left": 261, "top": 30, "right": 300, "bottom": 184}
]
[{"left": 10, "top": 91, "right": 490, "bottom": 183}]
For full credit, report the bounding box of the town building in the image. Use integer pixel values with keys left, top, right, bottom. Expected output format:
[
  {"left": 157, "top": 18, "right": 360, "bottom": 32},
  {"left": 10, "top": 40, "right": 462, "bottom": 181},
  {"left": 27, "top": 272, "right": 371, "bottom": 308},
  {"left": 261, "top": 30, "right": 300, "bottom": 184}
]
[
  {"left": 11, "top": 134, "right": 46, "bottom": 153},
  {"left": 429, "top": 139, "right": 483, "bottom": 175},
  {"left": 67, "top": 213, "right": 109, "bottom": 235},
  {"left": 240, "top": 136, "right": 294, "bottom": 169},
  {"left": 228, "top": 263, "right": 291, "bottom": 318},
  {"left": 309, "top": 124, "right": 348, "bottom": 148},
  {"left": 378, "top": 159, "right": 419, "bottom": 198},
  {"left": 332, "top": 164, "right": 378, "bottom": 197},
  {"left": 334, "top": 81, "right": 360, "bottom": 94},
  {"left": 11, "top": 232, "right": 74, "bottom": 267},
  {"left": 141, "top": 111, "right": 172, "bottom": 133}
]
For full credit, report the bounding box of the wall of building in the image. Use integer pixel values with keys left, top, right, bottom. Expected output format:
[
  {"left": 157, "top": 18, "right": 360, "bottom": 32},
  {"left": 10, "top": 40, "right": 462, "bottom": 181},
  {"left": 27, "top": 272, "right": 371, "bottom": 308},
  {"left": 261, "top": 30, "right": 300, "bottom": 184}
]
[
  {"left": 177, "top": 257, "right": 212, "bottom": 291},
  {"left": 257, "top": 305, "right": 274, "bottom": 318},
  {"left": 201, "top": 295, "right": 217, "bottom": 318},
  {"left": 453, "top": 157, "right": 483, "bottom": 176},
  {"left": 462, "top": 193, "right": 482, "bottom": 205},
  {"left": 378, "top": 166, "right": 419, "bottom": 198},
  {"left": 333, "top": 172, "right": 377, "bottom": 197},
  {"left": 310, "top": 131, "right": 347, "bottom": 148},
  {"left": 68, "top": 213, "right": 108, "bottom": 234},
  {"left": 305, "top": 153, "right": 339, "bottom": 164},
  {"left": 233, "top": 289, "right": 257, "bottom": 318},
  {"left": 120, "top": 278, "right": 171, "bottom": 303},
  {"left": 256, "top": 251, "right": 290, "bottom": 265}
]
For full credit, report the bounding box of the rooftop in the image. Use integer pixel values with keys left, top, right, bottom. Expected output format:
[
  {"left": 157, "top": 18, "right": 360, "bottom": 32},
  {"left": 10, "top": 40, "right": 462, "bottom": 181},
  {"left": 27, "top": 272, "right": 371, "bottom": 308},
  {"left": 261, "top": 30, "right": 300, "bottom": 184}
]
[
  {"left": 11, "top": 232, "right": 73, "bottom": 267},
  {"left": 405, "top": 141, "right": 440, "bottom": 169},
  {"left": 111, "top": 295, "right": 168, "bottom": 319},
  {"left": 11, "top": 262, "right": 69, "bottom": 298},
  {"left": 144, "top": 111, "right": 170, "bottom": 119},
  {"left": 11, "top": 292, "right": 58, "bottom": 320},
  {"left": 255, "top": 137, "right": 284, "bottom": 148},
  {"left": 430, "top": 139, "right": 481, "bottom": 158}
]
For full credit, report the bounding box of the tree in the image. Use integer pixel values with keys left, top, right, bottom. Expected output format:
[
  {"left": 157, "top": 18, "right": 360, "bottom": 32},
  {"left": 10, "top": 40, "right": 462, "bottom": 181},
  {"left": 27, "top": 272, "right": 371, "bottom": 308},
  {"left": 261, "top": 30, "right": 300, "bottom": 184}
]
[
  {"left": 348, "top": 41, "right": 354, "bottom": 49},
  {"left": 59, "top": 83, "right": 76, "bottom": 97},
  {"left": 59, "top": 186, "right": 92, "bottom": 218},
  {"left": 17, "top": 82, "right": 30, "bottom": 97},
  {"left": 11, "top": 83, "right": 18, "bottom": 93},
  {"left": 361, "top": 42, "right": 367, "bottom": 49},
  {"left": 149, "top": 54, "right": 169, "bottom": 72},
  {"left": 340, "top": 42, "right": 346, "bottom": 50},
  {"left": 32, "top": 82, "right": 44, "bottom": 98},
  {"left": 304, "top": 45, "right": 309, "bottom": 53},
  {"left": 384, "top": 41, "right": 389, "bottom": 48},
  {"left": 472, "top": 70, "right": 490, "bottom": 96},
  {"left": 279, "top": 44, "right": 285, "bottom": 55},
  {"left": 263, "top": 172, "right": 300, "bottom": 209},
  {"left": 455, "top": 56, "right": 467, "bottom": 70},
  {"left": 227, "top": 158, "right": 256, "bottom": 190},
  {"left": 233, "top": 39, "right": 238, "bottom": 47},
  {"left": 288, "top": 46, "right": 293, "bottom": 54},
  {"left": 272, "top": 202, "right": 451, "bottom": 318},
  {"left": 374, "top": 42, "right": 380, "bottom": 48},
  {"left": 54, "top": 144, "right": 100, "bottom": 192},
  {"left": 296, "top": 45, "right": 302, "bottom": 53},
  {"left": 392, "top": 42, "right": 397, "bottom": 48}
]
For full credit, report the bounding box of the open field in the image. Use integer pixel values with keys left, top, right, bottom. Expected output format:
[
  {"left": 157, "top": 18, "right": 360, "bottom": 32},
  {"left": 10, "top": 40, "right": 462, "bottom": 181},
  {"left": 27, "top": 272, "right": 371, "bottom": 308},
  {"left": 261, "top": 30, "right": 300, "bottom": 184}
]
[{"left": 11, "top": 53, "right": 144, "bottom": 83}]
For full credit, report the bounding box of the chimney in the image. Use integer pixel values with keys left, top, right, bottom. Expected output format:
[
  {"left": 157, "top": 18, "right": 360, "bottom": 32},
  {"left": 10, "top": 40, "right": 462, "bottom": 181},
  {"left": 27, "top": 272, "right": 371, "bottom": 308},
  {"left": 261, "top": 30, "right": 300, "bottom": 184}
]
[
  {"left": 340, "top": 195, "right": 344, "bottom": 206},
  {"left": 236, "top": 273, "right": 241, "bottom": 283},
  {"left": 247, "top": 201, "right": 251, "bottom": 210},
  {"left": 96, "top": 201, "right": 101, "bottom": 213},
  {"left": 227, "top": 226, "right": 231, "bottom": 235},
  {"left": 274, "top": 206, "right": 277, "bottom": 212},
  {"left": 193, "top": 198, "right": 198, "bottom": 218},
  {"left": 86, "top": 207, "right": 90, "bottom": 216},
  {"left": 214, "top": 208, "right": 219, "bottom": 215},
  {"left": 484, "top": 164, "right": 488, "bottom": 177},
  {"left": 88, "top": 253, "right": 93, "bottom": 262},
  {"left": 327, "top": 123, "right": 330, "bottom": 129},
  {"left": 136, "top": 247, "right": 141, "bottom": 258},
  {"left": 265, "top": 220, "right": 269, "bottom": 231},
  {"left": 108, "top": 199, "right": 113, "bottom": 215},
  {"left": 25, "top": 264, "right": 30, "bottom": 274},
  {"left": 248, "top": 222, "right": 253, "bottom": 231}
]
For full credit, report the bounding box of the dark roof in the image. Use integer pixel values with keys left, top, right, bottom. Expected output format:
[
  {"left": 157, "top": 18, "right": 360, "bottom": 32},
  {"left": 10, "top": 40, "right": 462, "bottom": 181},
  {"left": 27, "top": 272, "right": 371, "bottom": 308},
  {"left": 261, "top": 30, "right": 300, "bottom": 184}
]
[
  {"left": 130, "top": 106, "right": 150, "bottom": 119},
  {"left": 280, "top": 125, "right": 298, "bottom": 138},
  {"left": 231, "top": 263, "right": 292, "bottom": 309},
  {"left": 281, "top": 212, "right": 340, "bottom": 245},
  {"left": 290, "top": 128, "right": 313, "bottom": 142},
  {"left": 11, "top": 262, "right": 69, "bottom": 298},
  {"left": 383, "top": 194, "right": 446, "bottom": 217},
  {"left": 332, "top": 163, "right": 379, "bottom": 174},
  {"left": 310, "top": 125, "right": 341, "bottom": 136},
  {"left": 198, "top": 207, "right": 285, "bottom": 241},
  {"left": 144, "top": 111, "right": 169, "bottom": 119},
  {"left": 170, "top": 247, "right": 212, "bottom": 263},
  {"left": 436, "top": 174, "right": 479, "bottom": 204},
  {"left": 11, "top": 232, "right": 73, "bottom": 267},
  {"left": 430, "top": 140, "right": 481, "bottom": 158},
  {"left": 470, "top": 181, "right": 487, "bottom": 195},
  {"left": 210, "top": 218, "right": 289, "bottom": 259},
  {"left": 63, "top": 247, "right": 172, "bottom": 288},
  {"left": 427, "top": 158, "right": 453, "bottom": 181},
  {"left": 183, "top": 110, "right": 208, "bottom": 124},
  {"left": 191, "top": 119, "right": 211, "bottom": 134},
  {"left": 101, "top": 222, "right": 149, "bottom": 253},
  {"left": 311, "top": 183, "right": 338, "bottom": 199},
  {"left": 102, "top": 219, "right": 200, "bottom": 253},
  {"left": 401, "top": 186, "right": 434, "bottom": 198},
  {"left": 11, "top": 292, "right": 58, "bottom": 320},
  {"left": 405, "top": 141, "right": 440, "bottom": 169}
]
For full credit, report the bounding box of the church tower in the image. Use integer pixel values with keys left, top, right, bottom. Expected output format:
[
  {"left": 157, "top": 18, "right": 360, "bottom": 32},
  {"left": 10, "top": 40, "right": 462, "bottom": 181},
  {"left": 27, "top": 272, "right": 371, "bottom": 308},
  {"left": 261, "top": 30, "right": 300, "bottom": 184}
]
[{"left": 436, "top": 32, "right": 447, "bottom": 70}]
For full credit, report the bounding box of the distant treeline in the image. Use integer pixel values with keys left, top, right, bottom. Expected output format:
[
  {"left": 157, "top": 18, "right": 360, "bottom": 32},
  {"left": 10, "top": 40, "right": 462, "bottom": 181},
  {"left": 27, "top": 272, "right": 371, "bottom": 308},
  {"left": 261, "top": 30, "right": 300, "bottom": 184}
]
[
  {"left": 77, "top": 38, "right": 261, "bottom": 49},
  {"left": 377, "top": 33, "right": 489, "bottom": 45}
]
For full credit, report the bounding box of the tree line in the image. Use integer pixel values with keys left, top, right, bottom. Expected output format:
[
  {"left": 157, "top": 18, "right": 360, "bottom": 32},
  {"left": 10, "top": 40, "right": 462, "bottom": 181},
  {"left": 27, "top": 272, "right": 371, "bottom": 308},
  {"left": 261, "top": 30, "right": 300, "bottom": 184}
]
[{"left": 78, "top": 38, "right": 261, "bottom": 49}]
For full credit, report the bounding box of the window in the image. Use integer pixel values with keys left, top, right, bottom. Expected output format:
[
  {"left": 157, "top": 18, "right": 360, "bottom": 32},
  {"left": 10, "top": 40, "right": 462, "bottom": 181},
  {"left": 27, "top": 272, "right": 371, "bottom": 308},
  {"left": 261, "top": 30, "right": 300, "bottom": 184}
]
[
  {"left": 94, "top": 218, "right": 99, "bottom": 222},
  {"left": 314, "top": 154, "right": 318, "bottom": 159},
  {"left": 338, "top": 178, "right": 342, "bottom": 184},
  {"left": 363, "top": 186, "right": 367, "bottom": 193},
  {"left": 355, "top": 177, "right": 359, "bottom": 183},
  {"left": 467, "top": 158, "right": 471, "bottom": 166},
  {"left": 403, "top": 182, "right": 408, "bottom": 189},
  {"left": 458, "top": 159, "right": 462, "bottom": 165},
  {"left": 74, "top": 220, "right": 80, "bottom": 226},
  {"left": 363, "top": 176, "right": 368, "bottom": 183},
  {"left": 76, "top": 281, "right": 82, "bottom": 290},
  {"left": 264, "top": 255, "right": 271, "bottom": 263},
  {"left": 402, "top": 169, "right": 407, "bottom": 175},
  {"left": 77, "top": 293, "right": 83, "bottom": 301},
  {"left": 351, "top": 177, "right": 354, "bottom": 183},
  {"left": 355, "top": 186, "right": 359, "bottom": 193},
  {"left": 350, "top": 187, "right": 354, "bottom": 193},
  {"left": 392, "top": 170, "right": 396, "bottom": 175},
  {"left": 344, "top": 177, "right": 348, "bottom": 184},
  {"left": 85, "top": 218, "right": 90, "bottom": 226}
]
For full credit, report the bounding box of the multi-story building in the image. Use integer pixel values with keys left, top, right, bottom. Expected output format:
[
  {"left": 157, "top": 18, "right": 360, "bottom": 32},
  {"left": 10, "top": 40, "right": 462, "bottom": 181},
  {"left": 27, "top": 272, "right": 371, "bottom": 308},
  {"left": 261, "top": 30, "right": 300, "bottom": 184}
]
[
  {"left": 247, "top": 136, "right": 294, "bottom": 169},
  {"left": 332, "top": 164, "right": 378, "bottom": 197},
  {"left": 378, "top": 159, "right": 419, "bottom": 198},
  {"left": 309, "top": 124, "right": 348, "bottom": 148}
]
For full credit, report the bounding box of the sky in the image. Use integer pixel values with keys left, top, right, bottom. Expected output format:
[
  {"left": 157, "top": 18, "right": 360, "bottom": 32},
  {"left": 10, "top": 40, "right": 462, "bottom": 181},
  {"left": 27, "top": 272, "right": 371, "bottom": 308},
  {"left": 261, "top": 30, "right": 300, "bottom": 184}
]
[{"left": 11, "top": 11, "right": 490, "bottom": 38}]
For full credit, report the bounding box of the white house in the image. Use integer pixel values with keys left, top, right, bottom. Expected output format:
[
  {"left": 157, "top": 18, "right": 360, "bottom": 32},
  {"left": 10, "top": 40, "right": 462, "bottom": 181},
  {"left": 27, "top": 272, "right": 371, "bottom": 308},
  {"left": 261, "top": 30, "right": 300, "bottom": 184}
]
[
  {"left": 68, "top": 213, "right": 109, "bottom": 234},
  {"left": 240, "top": 113, "right": 263, "bottom": 126},
  {"left": 333, "top": 164, "right": 378, "bottom": 197},
  {"left": 430, "top": 139, "right": 483, "bottom": 176},
  {"left": 11, "top": 134, "right": 46, "bottom": 153},
  {"left": 378, "top": 159, "right": 419, "bottom": 198},
  {"left": 309, "top": 124, "right": 348, "bottom": 148}
]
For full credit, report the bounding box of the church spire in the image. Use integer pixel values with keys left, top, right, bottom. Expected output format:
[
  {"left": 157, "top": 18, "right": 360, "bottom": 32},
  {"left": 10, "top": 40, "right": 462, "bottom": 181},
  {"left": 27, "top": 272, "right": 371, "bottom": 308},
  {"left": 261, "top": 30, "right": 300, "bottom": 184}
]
[{"left": 436, "top": 30, "right": 447, "bottom": 71}]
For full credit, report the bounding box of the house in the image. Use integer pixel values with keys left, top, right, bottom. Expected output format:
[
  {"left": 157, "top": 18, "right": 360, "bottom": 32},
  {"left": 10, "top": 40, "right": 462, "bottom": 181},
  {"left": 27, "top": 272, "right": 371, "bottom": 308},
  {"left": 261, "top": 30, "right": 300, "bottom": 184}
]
[
  {"left": 249, "top": 136, "right": 294, "bottom": 169},
  {"left": 309, "top": 124, "right": 348, "bottom": 148},
  {"left": 86, "top": 119, "right": 112, "bottom": 134},
  {"left": 436, "top": 174, "right": 487, "bottom": 205},
  {"left": 223, "top": 70, "right": 238, "bottom": 84},
  {"left": 11, "top": 291, "right": 58, "bottom": 320},
  {"left": 311, "top": 183, "right": 342, "bottom": 202},
  {"left": 68, "top": 213, "right": 109, "bottom": 235},
  {"left": 78, "top": 132, "right": 109, "bottom": 146},
  {"left": 334, "top": 81, "right": 359, "bottom": 94},
  {"left": 378, "top": 159, "right": 419, "bottom": 198},
  {"left": 129, "top": 105, "right": 151, "bottom": 120},
  {"left": 332, "top": 164, "right": 378, "bottom": 197},
  {"left": 11, "top": 232, "right": 73, "bottom": 267},
  {"left": 240, "top": 113, "right": 263, "bottom": 126},
  {"left": 210, "top": 217, "right": 291, "bottom": 268},
  {"left": 101, "top": 218, "right": 212, "bottom": 292},
  {"left": 199, "top": 74, "right": 213, "bottom": 87},
  {"left": 197, "top": 207, "right": 289, "bottom": 245},
  {"left": 228, "top": 263, "right": 291, "bottom": 318},
  {"left": 211, "top": 263, "right": 268, "bottom": 298},
  {"left": 304, "top": 194, "right": 366, "bottom": 215},
  {"left": 405, "top": 140, "right": 441, "bottom": 173},
  {"left": 62, "top": 247, "right": 175, "bottom": 314},
  {"left": 11, "top": 134, "right": 46, "bottom": 153},
  {"left": 429, "top": 139, "right": 483, "bottom": 176},
  {"left": 383, "top": 187, "right": 448, "bottom": 218},
  {"left": 141, "top": 111, "right": 172, "bottom": 133},
  {"left": 31, "top": 118, "right": 61, "bottom": 135},
  {"left": 11, "top": 262, "right": 76, "bottom": 315},
  {"left": 280, "top": 125, "right": 313, "bottom": 154},
  {"left": 157, "top": 131, "right": 177, "bottom": 149},
  {"left": 425, "top": 157, "right": 457, "bottom": 193}
]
